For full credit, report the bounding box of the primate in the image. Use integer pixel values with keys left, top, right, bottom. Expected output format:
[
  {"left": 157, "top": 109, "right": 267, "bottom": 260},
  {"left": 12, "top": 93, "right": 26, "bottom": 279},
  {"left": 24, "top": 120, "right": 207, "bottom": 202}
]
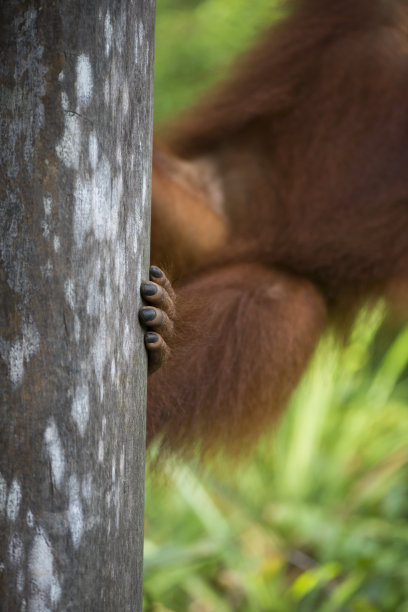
[{"left": 139, "top": 0, "right": 408, "bottom": 456}]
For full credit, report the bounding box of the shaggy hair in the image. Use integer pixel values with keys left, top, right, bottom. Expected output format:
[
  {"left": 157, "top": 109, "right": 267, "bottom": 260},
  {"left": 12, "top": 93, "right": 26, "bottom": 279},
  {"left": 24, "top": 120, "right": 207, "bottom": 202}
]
[{"left": 148, "top": 0, "right": 408, "bottom": 456}]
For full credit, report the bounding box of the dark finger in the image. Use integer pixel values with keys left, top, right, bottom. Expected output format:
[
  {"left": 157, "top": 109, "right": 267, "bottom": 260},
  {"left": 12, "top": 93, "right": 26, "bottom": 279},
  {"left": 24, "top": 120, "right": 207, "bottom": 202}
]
[
  {"left": 149, "top": 266, "right": 176, "bottom": 302},
  {"left": 140, "top": 281, "right": 176, "bottom": 318},
  {"left": 139, "top": 306, "right": 174, "bottom": 341},
  {"left": 145, "top": 332, "right": 171, "bottom": 375}
]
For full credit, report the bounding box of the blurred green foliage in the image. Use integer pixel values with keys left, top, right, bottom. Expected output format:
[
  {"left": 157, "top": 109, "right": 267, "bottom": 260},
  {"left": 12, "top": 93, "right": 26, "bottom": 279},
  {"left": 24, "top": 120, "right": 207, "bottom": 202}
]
[
  {"left": 145, "top": 2, "right": 408, "bottom": 610},
  {"left": 154, "top": 0, "right": 283, "bottom": 123}
]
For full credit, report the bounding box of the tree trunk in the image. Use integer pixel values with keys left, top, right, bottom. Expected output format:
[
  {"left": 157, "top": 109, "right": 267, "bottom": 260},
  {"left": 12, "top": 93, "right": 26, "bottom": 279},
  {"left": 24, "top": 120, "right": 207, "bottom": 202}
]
[{"left": 0, "top": 1, "right": 154, "bottom": 610}]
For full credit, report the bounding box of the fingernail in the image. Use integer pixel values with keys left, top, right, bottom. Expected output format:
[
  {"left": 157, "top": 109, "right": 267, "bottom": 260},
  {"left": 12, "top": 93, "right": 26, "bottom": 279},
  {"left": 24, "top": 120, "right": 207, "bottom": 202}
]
[
  {"left": 145, "top": 332, "right": 159, "bottom": 344},
  {"left": 140, "top": 308, "right": 156, "bottom": 322},
  {"left": 142, "top": 282, "right": 158, "bottom": 296},
  {"left": 150, "top": 265, "right": 163, "bottom": 278}
]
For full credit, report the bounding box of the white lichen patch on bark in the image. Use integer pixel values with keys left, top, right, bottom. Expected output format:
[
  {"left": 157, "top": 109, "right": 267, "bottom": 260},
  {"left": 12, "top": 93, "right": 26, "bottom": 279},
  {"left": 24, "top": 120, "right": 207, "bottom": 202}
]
[
  {"left": 0, "top": 473, "right": 7, "bottom": 515},
  {"left": 56, "top": 112, "right": 81, "bottom": 169},
  {"left": 6, "top": 479, "right": 22, "bottom": 522},
  {"left": 98, "top": 439, "right": 104, "bottom": 463},
  {"left": 81, "top": 473, "right": 93, "bottom": 504},
  {"left": 88, "top": 131, "right": 98, "bottom": 170},
  {"left": 74, "top": 314, "right": 81, "bottom": 342},
  {"left": 26, "top": 510, "right": 34, "bottom": 528},
  {"left": 122, "top": 318, "right": 132, "bottom": 363},
  {"left": 105, "top": 11, "right": 113, "bottom": 57},
  {"left": 0, "top": 319, "right": 41, "bottom": 387},
  {"left": 111, "top": 457, "right": 116, "bottom": 483},
  {"left": 104, "top": 78, "right": 110, "bottom": 105},
  {"left": 61, "top": 90, "right": 69, "bottom": 110},
  {"left": 120, "top": 448, "right": 125, "bottom": 477},
  {"left": 134, "top": 21, "right": 145, "bottom": 62},
  {"left": 44, "top": 419, "right": 65, "bottom": 489},
  {"left": 28, "top": 530, "right": 61, "bottom": 612},
  {"left": 17, "top": 568, "right": 25, "bottom": 592},
  {"left": 64, "top": 278, "right": 76, "bottom": 310},
  {"left": 53, "top": 235, "right": 60, "bottom": 252},
  {"left": 43, "top": 195, "right": 53, "bottom": 216},
  {"left": 122, "top": 82, "right": 129, "bottom": 116},
  {"left": 71, "top": 384, "right": 90, "bottom": 437},
  {"left": 67, "top": 475, "right": 84, "bottom": 549},
  {"left": 93, "top": 312, "right": 108, "bottom": 387},
  {"left": 8, "top": 533, "right": 24, "bottom": 567},
  {"left": 73, "top": 153, "right": 121, "bottom": 248},
  {"left": 75, "top": 54, "right": 93, "bottom": 109}
]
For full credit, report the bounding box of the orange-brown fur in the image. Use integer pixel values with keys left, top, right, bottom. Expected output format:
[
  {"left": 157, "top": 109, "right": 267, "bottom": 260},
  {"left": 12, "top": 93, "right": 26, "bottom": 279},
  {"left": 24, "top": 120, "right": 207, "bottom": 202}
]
[{"left": 147, "top": 0, "right": 408, "bottom": 456}]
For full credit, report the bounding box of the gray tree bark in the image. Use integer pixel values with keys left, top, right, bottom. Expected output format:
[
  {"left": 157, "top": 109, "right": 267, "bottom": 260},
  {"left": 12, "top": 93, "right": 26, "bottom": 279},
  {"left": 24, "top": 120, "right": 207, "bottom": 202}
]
[{"left": 0, "top": 1, "right": 154, "bottom": 610}]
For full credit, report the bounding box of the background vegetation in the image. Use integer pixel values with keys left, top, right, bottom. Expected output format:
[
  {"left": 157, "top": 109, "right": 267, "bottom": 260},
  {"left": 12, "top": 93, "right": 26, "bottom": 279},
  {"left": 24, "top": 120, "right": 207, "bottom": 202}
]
[{"left": 144, "top": 2, "right": 408, "bottom": 610}]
